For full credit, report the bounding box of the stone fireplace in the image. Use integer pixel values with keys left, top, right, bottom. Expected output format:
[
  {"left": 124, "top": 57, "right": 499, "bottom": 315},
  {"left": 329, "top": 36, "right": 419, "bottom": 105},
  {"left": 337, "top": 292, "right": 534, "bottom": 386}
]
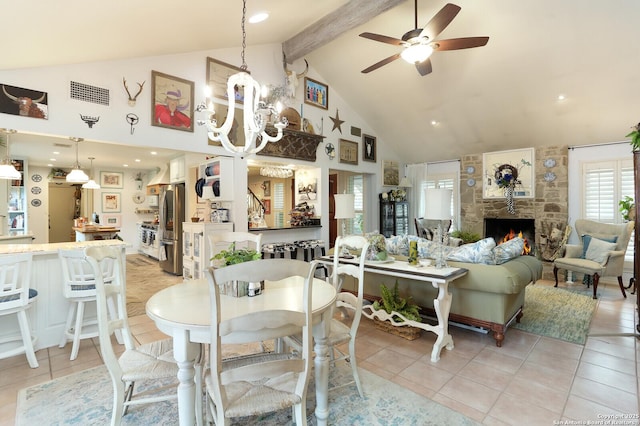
[
  {"left": 459, "top": 145, "right": 569, "bottom": 279},
  {"left": 484, "top": 218, "right": 535, "bottom": 255}
]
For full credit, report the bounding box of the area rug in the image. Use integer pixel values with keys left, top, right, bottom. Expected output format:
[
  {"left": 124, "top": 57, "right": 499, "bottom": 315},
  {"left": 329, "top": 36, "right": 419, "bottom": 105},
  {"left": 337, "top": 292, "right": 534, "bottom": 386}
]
[
  {"left": 126, "top": 254, "right": 183, "bottom": 317},
  {"left": 16, "top": 361, "right": 479, "bottom": 426},
  {"left": 512, "top": 284, "right": 597, "bottom": 345}
]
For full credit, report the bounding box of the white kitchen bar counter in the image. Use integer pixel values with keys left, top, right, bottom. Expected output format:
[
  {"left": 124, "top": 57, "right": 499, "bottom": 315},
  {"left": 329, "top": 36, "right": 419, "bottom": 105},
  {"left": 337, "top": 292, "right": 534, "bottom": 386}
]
[{"left": 0, "top": 240, "right": 127, "bottom": 351}]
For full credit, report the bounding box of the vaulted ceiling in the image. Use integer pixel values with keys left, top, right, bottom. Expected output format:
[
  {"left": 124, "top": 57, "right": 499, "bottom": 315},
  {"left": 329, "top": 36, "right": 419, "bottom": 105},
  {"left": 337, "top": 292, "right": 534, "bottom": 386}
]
[{"left": 3, "top": 0, "right": 640, "bottom": 165}]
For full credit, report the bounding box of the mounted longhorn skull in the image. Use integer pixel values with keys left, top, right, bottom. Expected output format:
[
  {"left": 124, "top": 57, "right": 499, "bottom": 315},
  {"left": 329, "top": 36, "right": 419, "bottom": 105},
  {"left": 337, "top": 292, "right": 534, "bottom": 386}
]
[
  {"left": 123, "top": 77, "right": 145, "bottom": 107},
  {"left": 1, "top": 85, "right": 46, "bottom": 118},
  {"left": 284, "top": 58, "right": 309, "bottom": 99}
]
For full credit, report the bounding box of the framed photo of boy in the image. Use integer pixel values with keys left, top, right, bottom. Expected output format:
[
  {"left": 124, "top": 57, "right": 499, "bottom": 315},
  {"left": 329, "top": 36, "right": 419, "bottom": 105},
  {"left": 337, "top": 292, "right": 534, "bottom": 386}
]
[
  {"left": 363, "top": 134, "right": 376, "bottom": 162},
  {"left": 304, "top": 77, "right": 328, "bottom": 110},
  {"left": 206, "top": 57, "right": 247, "bottom": 104},
  {"left": 151, "top": 70, "right": 194, "bottom": 132}
]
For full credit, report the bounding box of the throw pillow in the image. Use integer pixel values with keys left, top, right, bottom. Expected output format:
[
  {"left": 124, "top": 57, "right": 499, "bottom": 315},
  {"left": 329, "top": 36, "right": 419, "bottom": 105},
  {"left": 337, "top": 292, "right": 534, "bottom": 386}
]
[
  {"left": 585, "top": 237, "right": 618, "bottom": 265},
  {"left": 385, "top": 234, "right": 408, "bottom": 255},
  {"left": 447, "top": 237, "right": 496, "bottom": 265},
  {"left": 493, "top": 237, "right": 525, "bottom": 265},
  {"left": 581, "top": 234, "right": 617, "bottom": 259}
]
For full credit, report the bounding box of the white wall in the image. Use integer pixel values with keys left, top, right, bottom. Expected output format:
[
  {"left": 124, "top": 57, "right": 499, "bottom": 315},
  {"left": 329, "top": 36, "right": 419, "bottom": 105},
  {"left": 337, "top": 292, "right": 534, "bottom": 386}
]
[{"left": 0, "top": 43, "right": 405, "bottom": 245}]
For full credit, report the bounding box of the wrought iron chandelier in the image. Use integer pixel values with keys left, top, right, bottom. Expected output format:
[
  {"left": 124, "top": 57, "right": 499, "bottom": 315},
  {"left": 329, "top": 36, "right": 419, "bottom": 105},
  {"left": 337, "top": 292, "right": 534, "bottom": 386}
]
[{"left": 197, "top": 0, "right": 287, "bottom": 157}]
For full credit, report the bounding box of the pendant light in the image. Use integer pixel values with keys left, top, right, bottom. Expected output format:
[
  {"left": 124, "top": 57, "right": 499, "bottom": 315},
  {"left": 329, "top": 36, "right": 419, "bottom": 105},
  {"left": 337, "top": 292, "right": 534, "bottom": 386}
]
[
  {"left": 81, "top": 157, "right": 100, "bottom": 189},
  {"left": 66, "top": 137, "right": 89, "bottom": 183},
  {"left": 0, "top": 128, "right": 21, "bottom": 180}
]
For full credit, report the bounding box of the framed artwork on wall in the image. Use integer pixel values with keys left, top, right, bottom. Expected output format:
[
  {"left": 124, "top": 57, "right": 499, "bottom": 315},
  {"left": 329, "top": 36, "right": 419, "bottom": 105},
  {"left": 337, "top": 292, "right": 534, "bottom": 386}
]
[
  {"left": 339, "top": 139, "right": 358, "bottom": 165},
  {"left": 100, "top": 171, "right": 123, "bottom": 188},
  {"left": 102, "top": 214, "right": 121, "bottom": 227},
  {"left": 262, "top": 180, "right": 271, "bottom": 197},
  {"left": 102, "top": 193, "right": 121, "bottom": 213},
  {"left": 482, "top": 147, "right": 535, "bottom": 199},
  {"left": 382, "top": 160, "right": 400, "bottom": 186},
  {"left": 206, "top": 57, "right": 246, "bottom": 104},
  {"left": 363, "top": 134, "right": 376, "bottom": 162},
  {"left": 304, "top": 77, "right": 328, "bottom": 110},
  {"left": 207, "top": 103, "right": 244, "bottom": 148},
  {"left": 151, "top": 70, "right": 194, "bottom": 132},
  {"left": 0, "top": 83, "right": 48, "bottom": 119},
  {"left": 262, "top": 199, "right": 271, "bottom": 215}
]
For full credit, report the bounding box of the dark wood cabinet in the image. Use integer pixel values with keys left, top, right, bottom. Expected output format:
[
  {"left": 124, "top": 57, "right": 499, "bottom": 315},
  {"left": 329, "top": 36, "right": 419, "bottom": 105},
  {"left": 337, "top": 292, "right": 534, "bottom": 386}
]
[
  {"left": 634, "top": 151, "right": 640, "bottom": 333},
  {"left": 379, "top": 197, "right": 409, "bottom": 238}
]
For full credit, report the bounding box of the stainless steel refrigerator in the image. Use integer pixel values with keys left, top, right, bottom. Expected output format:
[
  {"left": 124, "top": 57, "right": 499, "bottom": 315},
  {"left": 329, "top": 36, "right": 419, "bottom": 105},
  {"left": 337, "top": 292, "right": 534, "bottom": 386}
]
[{"left": 159, "top": 183, "right": 185, "bottom": 275}]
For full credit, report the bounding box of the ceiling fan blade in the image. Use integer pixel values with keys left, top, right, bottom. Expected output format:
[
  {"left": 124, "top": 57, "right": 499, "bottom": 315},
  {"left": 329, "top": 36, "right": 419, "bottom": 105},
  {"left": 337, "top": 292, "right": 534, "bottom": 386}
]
[
  {"left": 434, "top": 37, "right": 490, "bottom": 51},
  {"left": 415, "top": 58, "right": 433, "bottom": 76},
  {"left": 419, "top": 3, "right": 461, "bottom": 41},
  {"left": 361, "top": 53, "right": 401, "bottom": 74},
  {"left": 359, "top": 32, "right": 405, "bottom": 46}
]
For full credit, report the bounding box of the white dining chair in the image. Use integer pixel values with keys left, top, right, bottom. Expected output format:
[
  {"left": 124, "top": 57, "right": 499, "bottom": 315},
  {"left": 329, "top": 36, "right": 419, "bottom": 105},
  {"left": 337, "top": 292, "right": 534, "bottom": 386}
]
[
  {"left": 0, "top": 252, "right": 39, "bottom": 368},
  {"left": 204, "top": 258, "right": 316, "bottom": 425},
  {"left": 83, "top": 246, "right": 197, "bottom": 425},
  {"left": 58, "top": 248, "right": 117, "bottom": 360},
  {"left": 208, "top": 231, "right": 262, "bottom": 265}
]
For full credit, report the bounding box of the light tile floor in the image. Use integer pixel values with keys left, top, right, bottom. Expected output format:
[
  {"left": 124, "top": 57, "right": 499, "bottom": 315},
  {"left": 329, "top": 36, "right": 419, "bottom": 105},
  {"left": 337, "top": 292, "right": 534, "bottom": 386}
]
[{"left": 1, "top": 278, "right": 638, "bottom": 425}]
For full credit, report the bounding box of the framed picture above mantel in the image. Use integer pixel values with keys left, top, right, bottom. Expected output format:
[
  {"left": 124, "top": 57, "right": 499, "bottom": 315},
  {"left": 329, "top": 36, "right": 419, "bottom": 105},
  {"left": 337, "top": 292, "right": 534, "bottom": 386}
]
[{"left": 482, "top": 147, "right": 535, "bottom": 199}]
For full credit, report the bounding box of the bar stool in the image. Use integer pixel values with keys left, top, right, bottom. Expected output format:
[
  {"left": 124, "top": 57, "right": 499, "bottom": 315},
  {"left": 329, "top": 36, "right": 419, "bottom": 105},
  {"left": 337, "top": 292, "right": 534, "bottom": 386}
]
[
  {"left": 261, "top": 242, "right": 297, "bottom": 259},
  {"left": 295, "top": 239, "right": 327, "bottom": 277},
  {"left": 59, "top": 249, "right": 116, "bottom": 361},
  {"left": 0, "top": 252, "right": 39, "bottom": 368}
]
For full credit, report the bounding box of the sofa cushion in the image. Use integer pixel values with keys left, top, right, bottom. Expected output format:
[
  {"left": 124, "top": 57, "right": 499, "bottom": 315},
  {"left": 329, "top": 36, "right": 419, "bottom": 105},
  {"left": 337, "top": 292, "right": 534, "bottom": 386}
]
[
  {"left": 447, "top": 237, "right": 496, "bottom": 265},
  {"left": 581, "top": 234, "right": 617, "bottom": 259},
  {"left": 585, "top": 237, "right": 618, "bottom": 265},
  {"left": 385, "top": 235, "right": 407, "bottom": 255},
  {"left": 494, "top": 238, "right": 525, "bottom": 265}
]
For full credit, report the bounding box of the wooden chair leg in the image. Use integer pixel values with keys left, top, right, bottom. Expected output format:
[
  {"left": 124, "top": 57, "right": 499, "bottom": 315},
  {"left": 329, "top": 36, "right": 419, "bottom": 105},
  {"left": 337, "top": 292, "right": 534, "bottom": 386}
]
[
  {"left": 553, "top": 266, "right": 559, "bottom": 287},
  {"left": 617, "top": 276, "right": 627, "bottom": 298},
  {"left": 592, "top": 273, "right": 599, "bottom": 299}
]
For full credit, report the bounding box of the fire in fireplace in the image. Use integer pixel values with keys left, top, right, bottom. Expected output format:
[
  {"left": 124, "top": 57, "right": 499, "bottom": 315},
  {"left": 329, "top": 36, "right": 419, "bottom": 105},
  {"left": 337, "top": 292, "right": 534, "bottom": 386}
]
[{"left": 484, "top": 218, "right": 535, "bottom": 256}]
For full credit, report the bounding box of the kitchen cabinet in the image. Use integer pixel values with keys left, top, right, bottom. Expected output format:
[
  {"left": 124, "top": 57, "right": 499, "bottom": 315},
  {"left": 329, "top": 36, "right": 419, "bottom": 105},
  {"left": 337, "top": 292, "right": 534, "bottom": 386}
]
[
  {"left": 170, "top": 156, "right": 185, "bottom": 183},
  {"left": 182, "top": 222, "right": 233, "bottom": 280},
  {"left": 379, "top": 198, "right": 409, "bottom": 238},
  {"left": 199, "top": 157, "right": 234, "bottom": 201},
  {"left": 8, "top": 158, "right": 27, "bottom": 235}
]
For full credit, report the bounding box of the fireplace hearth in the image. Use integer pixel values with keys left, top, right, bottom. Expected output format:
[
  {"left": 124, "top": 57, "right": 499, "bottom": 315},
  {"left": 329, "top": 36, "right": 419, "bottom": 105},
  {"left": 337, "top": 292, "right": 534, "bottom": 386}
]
[{"left": 484, "top": 218, "right": 535, "bottom": 255}]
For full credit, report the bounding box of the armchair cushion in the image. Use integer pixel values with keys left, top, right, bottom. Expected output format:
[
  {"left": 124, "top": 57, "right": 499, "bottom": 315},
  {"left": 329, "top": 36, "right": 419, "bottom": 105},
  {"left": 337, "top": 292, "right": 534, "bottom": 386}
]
[
  {"left": 584, "top": 237, "right": 618, "bottom": 265},
  {"left": 581, "top": 234, "right": 617, "bottom": 259}
]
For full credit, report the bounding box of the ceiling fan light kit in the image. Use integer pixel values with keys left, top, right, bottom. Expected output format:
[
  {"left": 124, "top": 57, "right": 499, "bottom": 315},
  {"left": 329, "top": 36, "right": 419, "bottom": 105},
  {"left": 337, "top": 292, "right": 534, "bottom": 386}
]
[{"left": 360, "top": 2, "right": 489, "bottom": 76}]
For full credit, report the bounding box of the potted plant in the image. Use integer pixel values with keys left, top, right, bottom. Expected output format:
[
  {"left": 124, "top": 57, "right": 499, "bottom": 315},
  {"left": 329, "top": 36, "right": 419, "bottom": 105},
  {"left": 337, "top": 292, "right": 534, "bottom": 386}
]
[
  {"left": 211, "top": 242, "right": 262, "bottom": 297},
  {"left": 619, "top": 196, "right": 635, "bottom": 222},
  {"left": 370, "top": 281, "right": 422, "bottom": 340},
  {"left": 132, "top": 171, "right": 145, "bottom": 190},
  {"left": 450, "top": 229, "right": 481, "bottom": 244},
  {"left": 626, "top": 123, "right": 640, "bottom": 151}
]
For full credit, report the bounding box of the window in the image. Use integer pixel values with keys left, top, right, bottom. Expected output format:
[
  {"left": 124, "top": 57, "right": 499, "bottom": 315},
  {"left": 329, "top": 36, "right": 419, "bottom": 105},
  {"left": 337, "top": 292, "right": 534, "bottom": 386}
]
[
  {"left": 346, "top": 174, "right": 364, "bottom": 234},
  {"left": 419, "top": 174, "right": 457, "bottom": 230},
  {"left": 583, "top": 159, "right": 634, "bottom": 262},
  {"left": 273, "top": 182, "right": 285, "bottom": 228}
]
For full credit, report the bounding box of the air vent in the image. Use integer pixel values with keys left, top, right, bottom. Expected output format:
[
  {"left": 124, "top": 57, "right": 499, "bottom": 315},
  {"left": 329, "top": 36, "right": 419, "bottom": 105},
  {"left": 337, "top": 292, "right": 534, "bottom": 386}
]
[{"left": 70, "top": 81, "right": 109, "bottom": 106}]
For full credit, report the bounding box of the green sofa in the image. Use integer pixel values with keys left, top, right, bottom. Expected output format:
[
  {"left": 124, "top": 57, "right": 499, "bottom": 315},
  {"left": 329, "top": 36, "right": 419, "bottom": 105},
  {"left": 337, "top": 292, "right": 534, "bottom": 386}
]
[{"left": 340, "top": 254, "right": 543, "bottom": 347}]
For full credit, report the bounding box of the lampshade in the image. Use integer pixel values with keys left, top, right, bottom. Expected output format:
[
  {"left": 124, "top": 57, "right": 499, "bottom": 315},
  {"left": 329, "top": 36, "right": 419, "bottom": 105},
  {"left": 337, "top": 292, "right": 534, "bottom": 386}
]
[
  {"left": 334, "top": 193, "right": 355, "bottom": 219},
  {"left": 81, "top": 157, "right": 100, "bottom": 189},
  {"left": 401, "top": 44, "right": 434, "bottom": 64},
  {"left": 67, "top": 137, "right": 89, "bottom": 183},
  {"left": 424, "top": 188, "right": 452, "bottom": 220},
  {"left": 398, "top": 177, "right": 413, "bottom": 188}
]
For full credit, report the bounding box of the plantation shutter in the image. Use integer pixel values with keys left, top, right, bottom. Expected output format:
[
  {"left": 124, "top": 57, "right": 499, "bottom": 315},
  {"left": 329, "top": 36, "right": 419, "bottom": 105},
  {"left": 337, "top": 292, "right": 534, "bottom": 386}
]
[{"left": 273, "top": 182, "right": 285, "bottom": 228}]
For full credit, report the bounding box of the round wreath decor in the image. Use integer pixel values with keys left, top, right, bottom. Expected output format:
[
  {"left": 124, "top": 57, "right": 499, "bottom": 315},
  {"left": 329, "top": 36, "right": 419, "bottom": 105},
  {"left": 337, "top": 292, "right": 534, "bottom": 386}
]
[{"left": 494, "top": 164, "right": 519, "bottom": 188}]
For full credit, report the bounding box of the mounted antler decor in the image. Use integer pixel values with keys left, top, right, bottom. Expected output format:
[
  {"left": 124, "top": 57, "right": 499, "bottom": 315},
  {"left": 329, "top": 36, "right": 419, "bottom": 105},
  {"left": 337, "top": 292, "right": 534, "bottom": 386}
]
[{"left": 123, "top": 77, "right": 145, "bottom": 106}]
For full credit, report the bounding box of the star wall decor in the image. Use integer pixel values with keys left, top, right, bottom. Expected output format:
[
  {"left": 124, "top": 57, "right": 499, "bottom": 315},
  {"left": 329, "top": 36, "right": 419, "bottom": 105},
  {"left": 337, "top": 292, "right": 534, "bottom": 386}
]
[{"left": 330, "top": 109, "right": 344, "bottom": 134}]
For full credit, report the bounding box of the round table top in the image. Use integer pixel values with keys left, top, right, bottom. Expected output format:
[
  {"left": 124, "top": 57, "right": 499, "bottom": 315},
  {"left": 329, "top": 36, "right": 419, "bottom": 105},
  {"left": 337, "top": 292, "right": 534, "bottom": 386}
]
[{"left": 146, "top": 276, "right": 336, "bottom": 334}]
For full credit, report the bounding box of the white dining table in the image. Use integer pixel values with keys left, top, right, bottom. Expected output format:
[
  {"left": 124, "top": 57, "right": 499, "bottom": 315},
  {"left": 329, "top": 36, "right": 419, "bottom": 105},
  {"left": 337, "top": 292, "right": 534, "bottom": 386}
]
[{"left": 146, "top": 276, "right": 337, "bottom": 426}]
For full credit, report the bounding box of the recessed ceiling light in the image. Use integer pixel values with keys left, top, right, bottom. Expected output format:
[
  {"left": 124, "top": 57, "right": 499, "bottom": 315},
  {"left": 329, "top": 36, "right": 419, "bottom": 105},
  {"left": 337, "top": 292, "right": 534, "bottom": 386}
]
[
  {"left": 123, "top": 164, "right": 128, "bottom": 167},
  {"left": 249, "top": 12, "right": 269, "bottom": 23},
  {"left": 47, "top": 163, "right": 53, "bottom": 167},
  {"left": 135, "top": 159, "right": 141, "bottom": 162},
  {"left": 49, "top": 158, "right": 56, "bottom": 161},
  {"left": 557, "top": 94, "right": 566, "bottom": 101},
  {"left": 150, "top": 151, "right": 157, "bottom": 155},
  {"left": 431, "top": 120, "right": 439, "bottom": 126},
  {"left": 53, "top": 151, "right": 60, "bottom": 155}
]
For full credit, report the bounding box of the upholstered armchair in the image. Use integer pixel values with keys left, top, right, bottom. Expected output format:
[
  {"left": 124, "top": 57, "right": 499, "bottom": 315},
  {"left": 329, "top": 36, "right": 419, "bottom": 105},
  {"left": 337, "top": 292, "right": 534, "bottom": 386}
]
[{"left": 553, "top": 219, "right": 634, "bottom": 299}]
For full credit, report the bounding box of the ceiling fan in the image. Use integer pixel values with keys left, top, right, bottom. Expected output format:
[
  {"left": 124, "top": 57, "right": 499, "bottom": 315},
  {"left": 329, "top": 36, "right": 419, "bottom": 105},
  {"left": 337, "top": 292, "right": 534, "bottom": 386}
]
[{"left": 359, "top": 2, "right": 489, "bottom": 76}]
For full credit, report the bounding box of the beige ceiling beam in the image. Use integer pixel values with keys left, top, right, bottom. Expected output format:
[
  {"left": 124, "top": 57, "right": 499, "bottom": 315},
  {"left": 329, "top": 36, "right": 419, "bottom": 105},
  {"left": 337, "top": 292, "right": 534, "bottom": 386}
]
[{"left": 283, "top": 0, "right": 406, "bottom": 63}]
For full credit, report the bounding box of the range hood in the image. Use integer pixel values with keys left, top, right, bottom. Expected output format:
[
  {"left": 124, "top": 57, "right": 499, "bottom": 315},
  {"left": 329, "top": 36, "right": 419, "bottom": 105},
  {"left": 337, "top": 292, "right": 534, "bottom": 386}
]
[{"left": 147, "top": 164, "right": 170, "bottom": 186}]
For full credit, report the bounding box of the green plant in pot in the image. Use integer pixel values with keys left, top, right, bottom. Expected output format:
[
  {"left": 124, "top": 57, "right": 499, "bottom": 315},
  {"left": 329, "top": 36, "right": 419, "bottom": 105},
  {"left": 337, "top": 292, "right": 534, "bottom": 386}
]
[
  {"left": 619, "top": 196, "right": 635, "bottom": 222},
  {"left": 626, "top": 122, "right": 640, "bottom": 151},
  {"left": 372, "top": 281, "right": 422, "bottom": 323},
  {"left": 450, "top": 229, "right": 481, "bottom": 244},
  {"left": 211, "top": 242, "right": 261, "bottom": 297}
]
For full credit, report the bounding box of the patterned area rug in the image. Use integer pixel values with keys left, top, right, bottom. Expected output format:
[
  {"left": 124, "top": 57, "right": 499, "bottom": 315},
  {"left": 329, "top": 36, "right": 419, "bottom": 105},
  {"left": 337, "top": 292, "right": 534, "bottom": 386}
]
[
  {"left": 126, "top": 254, "right": 183, "bottom": 317},
  {"left": 513, "top": 284, "right": 598, "bottom": 344},
  {"left": 16, "top": 361, "right": 479, "bottom": 425}
]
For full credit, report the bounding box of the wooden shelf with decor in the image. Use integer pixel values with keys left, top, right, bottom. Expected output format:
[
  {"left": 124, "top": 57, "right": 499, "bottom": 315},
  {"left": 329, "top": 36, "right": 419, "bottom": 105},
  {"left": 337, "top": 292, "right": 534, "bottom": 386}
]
[{"left": 257, "top": 126, "right": 325, "bottom": 162}]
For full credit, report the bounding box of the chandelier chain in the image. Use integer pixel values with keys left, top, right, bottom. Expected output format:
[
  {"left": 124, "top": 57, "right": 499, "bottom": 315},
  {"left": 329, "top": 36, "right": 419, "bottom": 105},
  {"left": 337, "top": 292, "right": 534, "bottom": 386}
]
[{"left": 240, "top": 0, "right": 247, "bottom": 71}]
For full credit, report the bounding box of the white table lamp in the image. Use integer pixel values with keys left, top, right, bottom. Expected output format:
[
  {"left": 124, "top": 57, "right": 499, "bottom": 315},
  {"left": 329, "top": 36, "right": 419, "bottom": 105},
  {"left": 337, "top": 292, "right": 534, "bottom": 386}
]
[
  {"left": 425, "top": 188, "right": 452, "bottom": 268},
  {"left": 334, "top": 193, "right": 355, "bottom": 238}
]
